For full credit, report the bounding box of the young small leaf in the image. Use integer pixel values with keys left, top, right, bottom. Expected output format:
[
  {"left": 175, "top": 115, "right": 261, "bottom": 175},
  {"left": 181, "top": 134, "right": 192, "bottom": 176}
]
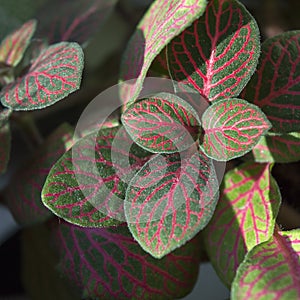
[
  {"left": 0, "top": 42, "right": 84, "bottom": 111},
  {"left": 5, "top": 124, "right": 73, "bottom": 226},
  {"left": 0, "top": 109, "right": 11, "bottom": 174},
  {"left": 167, "top": 0, "right": 260, "bottom": 102},
  {"left": 37, "top": 0, "right": 117, "bottom": 45},
  {"left": 125, "top": 150, "right": 219, "bottom": 258},
  {"left": 119, "top": 0, "right": 208, "bottom": 107},
  {"left": 232, "top": 229, "right": 300, "bottom": 299},
  {"left": 241, "top": 31, "right": 300, "bottom": 133},
  {"left": 200, "top": 98, "right": 271, "bottom": 161},
  {"left": 0, "top": 19, "right": 36, "bottom": 67},
  {"left": 54, "top": 222, "right": 201, "bottom": 300},
  {"left": 203, "top": 162, "right": 281, "bottom": 286},
  {"left": 122, "top": 93, "right": 201, "bottom": 153},
  {"left": 42, "top": 126, "right": 152, "bottom": 227},
  {"left": 251, "top": 132, "right": 300, "bottom": 163}
]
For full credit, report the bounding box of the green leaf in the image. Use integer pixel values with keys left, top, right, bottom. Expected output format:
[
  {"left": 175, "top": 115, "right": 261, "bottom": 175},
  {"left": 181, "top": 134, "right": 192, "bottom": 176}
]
[
  {"left": 5, "top": 123, "right": 73, "bottom": 226},
  {"left": 0, "top": 42, "right": 84, "bottom": 111},
  {"left": 232, "top": 229, "right": 300, "bottom": 299},
  {"left": 0, "top": 19, "right": 36, "bottom": 67},
  {"left": 54, "top": 222, "right": 202, "bottom": 299},
  {"left": 167, "top": 0, "right": 260, "bottom": 102},
  {"left": 200, "top": 98, "right": 271, "bottom": 161},
  {"left": 125, "top": 150, "right": 219, "bottom": 258},
  {"left": 119, "top": 0, "right": 208, "bottom": 108},
  {"left": 122, "top": 93, "right": 201, "bottom": 153},
  {"left": 241, "top": 31, "right": 300, "bottom": 133},
  {"left": 0, "top": 109, "right": 11, "bottom": 174},
  {"left": 42, "top": 126, "right": 152, "bottom": 227},
  {"left": 203, "top": 162, "right": 281, "bottom": 286},
  {"left": 251, "top": 132, "right": 300, "bottom": 163}
]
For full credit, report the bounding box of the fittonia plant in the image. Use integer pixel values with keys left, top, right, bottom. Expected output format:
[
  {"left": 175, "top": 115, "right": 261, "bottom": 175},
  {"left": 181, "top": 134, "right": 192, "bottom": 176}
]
[{"left": 1, "top": 0, "right": 300, "bottom": 299}]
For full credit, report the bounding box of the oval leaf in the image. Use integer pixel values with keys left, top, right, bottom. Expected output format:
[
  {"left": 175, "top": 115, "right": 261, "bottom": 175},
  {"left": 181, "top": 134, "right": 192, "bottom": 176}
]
[
  {"left": 37, "top": 0, "right": 117, "bottom": 44},
  {"left": 53, "top": 222, "right": 201, "bottom": 300},
  {"left": 0, "top": 19, "right": 36, "bottom": 67},
  {"left": 200, "top": 98, "right": 271, "bottom": 161},
  {"left": 167, "top": 0, "right": 260, "bottom": 102},
  {"left": 119, "top": 0, "right": 208, "bottom": 107},
  {"left": 122, "top": 93, "right": 201, "bottom": 153},
  {"left": 232, "top": 229, "right": 300, "bottom": 299},
  {"left": 0, "top": 42, "right": 84, "bottom": 111},
  {"left": 251, "top": 132, "right": 300, "bottom": 163},
  {"left": 125, "top": 150, "right": 219, "bottom": 258},
  {"left": 203, "top": 162, "right": 281, "bottom": 286},
  {"left": 241, "top": 31, "right": 300, "bottom": 133},
  {"left": 42, "top": 126, "right": 152, "bottom": 227},
  {"left": 5, "top": 123, "right": 73, "bottom": 226}
]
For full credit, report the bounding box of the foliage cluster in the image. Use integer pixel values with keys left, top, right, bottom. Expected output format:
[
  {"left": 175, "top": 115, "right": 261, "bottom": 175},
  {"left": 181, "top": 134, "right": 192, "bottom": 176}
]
[{"left": 1, "top": 0, "right": 300, "bottom": 299}]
